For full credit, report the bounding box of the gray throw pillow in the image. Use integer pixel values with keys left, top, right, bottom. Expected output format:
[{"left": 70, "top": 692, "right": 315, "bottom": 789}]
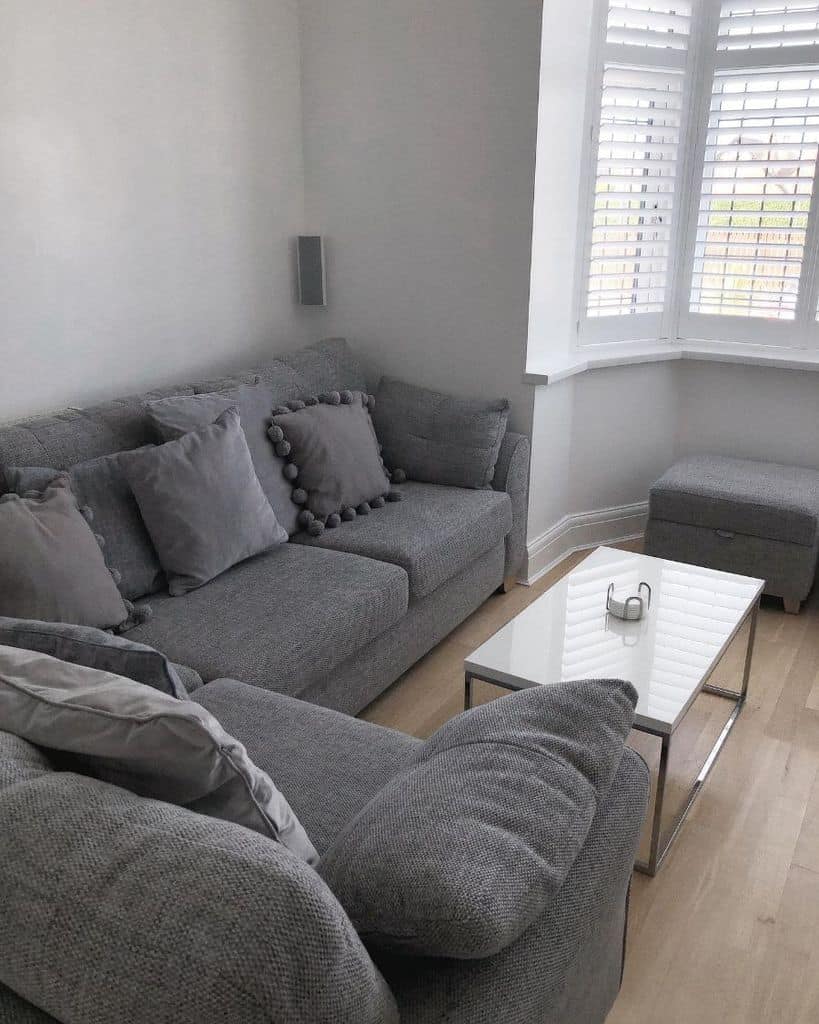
[
  {"left": 0, "top": 617, "right": 186, "bottom": 698},
  {"left": 5, "top": 447, "right": 165, "bottom": 600},
  {"left": 319, "top": 679, "right": 637, "bottom": 959},
  {"left": 270, "top": 391, "right": 397, "bottom": 537},
  {"left": 145, "top": 383, "right": 300, "bottom": 536},
  {"left": 373, "top": 376, "right": 510, "bottom": 489},
  {"left": 0, "top": 644, "right": 318, "bottom": 865},
  {"left": 0, "top": 476, "right": 130, "bottom": 630},
  {"left": 120, "top": 408, "right": 287, "bottom": 596}
]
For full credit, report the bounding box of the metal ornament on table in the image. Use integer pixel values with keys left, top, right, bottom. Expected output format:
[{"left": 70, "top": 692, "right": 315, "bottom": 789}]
[{"left": 606, "top": 581, "right": 652, "bottom": 621}]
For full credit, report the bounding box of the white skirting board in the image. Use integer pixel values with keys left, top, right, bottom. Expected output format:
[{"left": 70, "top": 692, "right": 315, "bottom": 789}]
[{"left": 522, "top": 502, "right": 649, "bottom": 586}]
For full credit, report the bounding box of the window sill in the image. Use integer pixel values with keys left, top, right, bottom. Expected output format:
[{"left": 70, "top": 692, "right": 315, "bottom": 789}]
[{"left": 524, "top": 341, "right": 819, "bottom": 386}]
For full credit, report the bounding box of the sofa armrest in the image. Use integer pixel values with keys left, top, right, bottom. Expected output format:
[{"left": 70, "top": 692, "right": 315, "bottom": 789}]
[
  {"left": 378, "top": 747, "right": 650, "bottom": 1024},
  {"left": 492, "top": 431, "right": 530, "bottom": 581}
]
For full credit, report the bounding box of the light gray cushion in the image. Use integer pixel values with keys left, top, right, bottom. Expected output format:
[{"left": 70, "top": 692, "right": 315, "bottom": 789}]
[
  {"left": 320, "top": 680, "right": 637, "bottom": 959},
  {"left": 0, "top": 736, "right": 398, "bottom": 1024},
  {"left": 194, "top": 678, "right": 421, "bottom": 854},
  {"left": 0, "top": 617, "right": 186, "bottom": 698},
  {"left": 296, "top": 481, "right": 512, "bottom": 600},
  {"left": 126, "top": 544, "right": 409, "bottom": 694},
  {"left": 650, "top": 454, "right": 819, "bottom": 547},
  {"left": 0, "top": 476, "right": 129, "bottom": 630},
  {"left": 146, "top": 383, "right": 300, "bottom": 535},
  {"left": 5, "top": 449, "right": 165, "bottom": 601},
  {"left": 374, "top": 376, "right": 510, "bottom": 489},
  {"left": 121, "top": 407, "right": 287, "bottom": 596},
  {"left": 0, "top": 644, "right": 317, "bottom": 864},
  {"left": 271, "top": 391, "right": 392, "bottom": 525}
]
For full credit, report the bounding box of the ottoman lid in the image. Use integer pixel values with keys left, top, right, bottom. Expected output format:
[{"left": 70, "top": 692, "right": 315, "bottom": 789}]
[{"left": 650, "top": 455, "right": 819, "bottom": 547}]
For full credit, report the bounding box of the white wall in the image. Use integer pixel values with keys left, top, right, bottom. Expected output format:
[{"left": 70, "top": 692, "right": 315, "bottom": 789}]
[
  {"left": 298, "top": 0, "right": 544, "bottom": 432},
  {"left": 1, "top": 0, "right": 308, "bottom": 420}
]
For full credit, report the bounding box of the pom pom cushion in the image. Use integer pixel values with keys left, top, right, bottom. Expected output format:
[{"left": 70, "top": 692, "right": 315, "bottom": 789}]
[
  {"left": 145, "top": 383, "right": 301, "bottom": 536},
  {"left": 0, "top": 476, "right": 130, "bottom": 630},
  {"left": 270, "top": 391, "right": 394, "bottom": 535},
  {"left": 373, "top": 376, "right": 510, "bottom": 489},
  {"left": 0, "top": 617, "right": 187, "bottom": 698},
  {"left": 4, "top": 449, "right": 165, "bottom": 601},
  {"left": 0, "top": 643, "right": 318, "bottom": 865},
  {"left": 120, "top": 407, "right": 287, "bottom": 596},
  {"left": 319, "top": 679, "right": 637, "bottom": 959}
]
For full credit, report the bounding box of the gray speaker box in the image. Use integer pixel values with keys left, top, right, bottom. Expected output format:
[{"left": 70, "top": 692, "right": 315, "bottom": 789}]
[{"left": 297, "top": 235, "right": 327, "bottom": 306}]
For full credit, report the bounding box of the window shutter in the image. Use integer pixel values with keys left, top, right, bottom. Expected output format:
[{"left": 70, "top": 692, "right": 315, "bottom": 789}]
[
  {"left": 689, "top": 68, "right": 819, "bottom": 320},
  {"left": 718, "top": 3, "right": 819, "bottom": 51},
  {"left": 607, "top": 1, "right": 692, "bottom": 50}
]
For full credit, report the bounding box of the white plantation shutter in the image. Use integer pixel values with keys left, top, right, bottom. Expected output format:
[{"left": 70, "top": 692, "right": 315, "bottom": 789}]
[
  {"left": 689, "top": 68, "right": 819, "bottom": 319},
  {"left": 582, "top": 2, "right": 693, "bottom": 329},
  {"left": 718, "top": 3, "right": 819, "bottom": 51},
  {"left": 587, "top": 65, "right": 684, "bottom": 317}
]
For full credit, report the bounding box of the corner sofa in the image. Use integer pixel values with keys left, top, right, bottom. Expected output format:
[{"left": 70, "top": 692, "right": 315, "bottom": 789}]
[{"left": 0, "top": 338, "right": 530, "bottom": 714}]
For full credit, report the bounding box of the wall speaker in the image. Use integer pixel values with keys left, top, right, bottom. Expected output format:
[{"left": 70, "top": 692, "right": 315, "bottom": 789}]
[{"left": 297, "top": 235, "right": 327, "bottom": 306}]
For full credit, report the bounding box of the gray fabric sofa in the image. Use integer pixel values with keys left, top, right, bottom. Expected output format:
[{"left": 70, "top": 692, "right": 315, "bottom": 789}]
[
  {"left": 0, "top": 679, "right": 649, "bottom": 1024},
  {"left": 0, "top": 338, "right": 530, "bottom": 715}
]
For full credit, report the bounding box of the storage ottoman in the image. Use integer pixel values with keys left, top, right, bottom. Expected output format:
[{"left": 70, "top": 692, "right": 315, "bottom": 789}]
[{"left": 645, "top": 455, "right": 819, "bottom": 614}]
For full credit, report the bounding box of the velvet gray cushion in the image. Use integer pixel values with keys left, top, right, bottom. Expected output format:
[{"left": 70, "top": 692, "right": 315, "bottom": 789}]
[
  {"left": 146, "top": 383, "right": 300, "bottom": 536},
  {"left": 0, "top": 644, "right": 317, "bottom": 864},
  {"left": 0, "top": 476, "right": 129, "bottom": 630},
  {"left": 120, "top": 408, "right": 287, "bottom": 596},
  {"left": 320, "top": 679, "right": 637, "bottom": 959},
  {"left": 5, "top": 449, "right": 164, "bottom": 600},
  {"left": 0, "top": 616, "right": 187, "bottom": 698},
  {"left": 271, "top": 391, "right": 392, "bottom": 528},
  {"left": 373, "top": 376, "right": 510, "bottom": 489},
  {"left": 0, "top": 729, "right": 397, "bottom": 1024}
]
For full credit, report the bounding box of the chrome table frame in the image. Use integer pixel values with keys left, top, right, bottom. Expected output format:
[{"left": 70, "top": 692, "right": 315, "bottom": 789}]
[{"left": 464, "top": 595, "right": 761, "bottom": 878}]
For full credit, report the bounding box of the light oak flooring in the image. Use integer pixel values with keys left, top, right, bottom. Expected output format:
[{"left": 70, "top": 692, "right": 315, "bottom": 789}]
[{"left": 362, "top": 541, "right": 819, "bottom": 1024}]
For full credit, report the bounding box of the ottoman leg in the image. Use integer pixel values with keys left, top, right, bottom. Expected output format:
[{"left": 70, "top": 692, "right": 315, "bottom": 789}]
[{"left": 783, "top": 598, "right": 802, "bottom": 615}]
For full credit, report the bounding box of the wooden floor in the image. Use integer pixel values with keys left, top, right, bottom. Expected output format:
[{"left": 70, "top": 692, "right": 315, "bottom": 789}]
[{"left": 362, "top": 541, "right": 819, "bottom": 1024}]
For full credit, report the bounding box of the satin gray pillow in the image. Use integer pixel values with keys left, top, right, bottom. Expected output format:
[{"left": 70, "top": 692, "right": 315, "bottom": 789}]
[
  {"left": 0, "top": 644, "right": 318, "bottom": 865},
  {"left": 121, "top": 408, "right": 287, "bottom": 597},
  {"left": 145, "top": 384, "right": 299, "bottom": 536},
  {"left": 0, "top": 476, "right": 130, "bottom": 630}
]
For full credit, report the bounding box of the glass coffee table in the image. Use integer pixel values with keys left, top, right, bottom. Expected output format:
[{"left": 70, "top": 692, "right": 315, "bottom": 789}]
[{"left": 464, "top": 546, "right": 763, "bottom": 876}]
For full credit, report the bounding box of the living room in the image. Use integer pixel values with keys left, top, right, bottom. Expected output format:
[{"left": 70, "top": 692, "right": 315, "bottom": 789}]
[{"left": 2, "top": 1, "right": 818, "bottom": 1022}]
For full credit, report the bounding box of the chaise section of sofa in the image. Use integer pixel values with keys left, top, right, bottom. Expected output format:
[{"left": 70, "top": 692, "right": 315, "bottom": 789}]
[{"left": 0, "top": 337, "right": 529, "bottom": 713}]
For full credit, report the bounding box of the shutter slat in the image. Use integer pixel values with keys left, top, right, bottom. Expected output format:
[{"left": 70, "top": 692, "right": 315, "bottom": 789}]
[
  {"left": 606, "top": 2, "right": 692, "bottom": 50},
  {"left": 718, "top": 3, "right": 819, "bottom": 50},
  {"left": 690, "top": 65, "right": 819, "bottom": 319}
]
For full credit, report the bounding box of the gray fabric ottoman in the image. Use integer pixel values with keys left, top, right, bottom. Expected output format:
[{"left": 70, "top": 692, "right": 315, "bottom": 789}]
[{"left": 645, "top": 454, "right": 819, "bottom": 613}]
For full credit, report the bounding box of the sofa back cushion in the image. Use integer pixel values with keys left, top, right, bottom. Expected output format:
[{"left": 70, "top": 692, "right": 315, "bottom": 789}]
[
  {"left": 0, "top": 734, "right": 398, "bottom": 1024},
  {"left": 319, "top": 680, "right": 637, "bottom": 959},
  {"left": 0, "top": 643, "right": 317, "bottom": 863},
  {"left": 5, "top": 447, "right": 165, "bottom": 601}
]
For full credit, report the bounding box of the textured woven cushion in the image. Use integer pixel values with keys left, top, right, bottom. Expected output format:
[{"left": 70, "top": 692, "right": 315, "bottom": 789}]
[
  {"left": 320, "top": 680, "right": 637, "bottom": 959},
  {"left": 650, "top": 455, "right": 819, "bottom": 547},
  {"left": 296, "top": 481, "right": 512, "bottom": 600},
  {"left": 5, "top": 449, "right": 164, "bottom": 601},
  {"left": 0, "top": 644, "right": 317, "bottom": 864},
  {"left": 0, "top": 617, "right": 186, "bottom": 698},
  {"left": 121, "top": 408, "right": 287, "bottom": 596},
  {"left": 0, "top": 732, "right": 397, "bottom": 1024},
  {"left": 373, "top": 376, "right": 510, "bottom": 489},
  {"left": 126, "top": 544, "right": 409, "bottom": 694},
  {"left": 194, "top": 678, "right": 421, "bottom": 854},
  {"left": 271, "top": 391, "right": 392, "bottom": 527},
  {"left": 0, "top": 476, "right": 129, "bottom": 630},
  {"left": 146, "top": 383, "right": 300, "bottom": 536}
]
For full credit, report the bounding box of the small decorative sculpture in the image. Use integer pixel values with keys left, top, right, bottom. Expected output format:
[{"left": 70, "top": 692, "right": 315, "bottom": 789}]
[{"left": 606, "top": 581, "right": 652, "bottom": 621}]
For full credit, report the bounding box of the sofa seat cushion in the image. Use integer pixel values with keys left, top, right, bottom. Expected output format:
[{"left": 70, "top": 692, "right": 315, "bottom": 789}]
[
  {"left": 126, "top": 545, "right": 409, "bottom": 695},
  {"left": 294, "top": 482, "right": 512, "bottom": 601},
  {"left": 650, "top": 455, "right": 819, "bottom": 547},
  {"left": 194, "top": 678, "right": 421, "bottom": 855}
]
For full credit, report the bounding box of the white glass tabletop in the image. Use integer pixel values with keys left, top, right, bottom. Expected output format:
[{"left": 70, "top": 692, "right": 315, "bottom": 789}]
[{"left": 465, "top": 547, "right": 764, "bottom": 734}]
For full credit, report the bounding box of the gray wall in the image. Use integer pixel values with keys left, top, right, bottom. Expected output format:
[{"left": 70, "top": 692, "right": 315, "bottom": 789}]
[
  {"left": 298, "top": 0, "right": 543, "bottom": 432},
  {"left": 1, "top": 0, "right": 308, "bottom": 420}
]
